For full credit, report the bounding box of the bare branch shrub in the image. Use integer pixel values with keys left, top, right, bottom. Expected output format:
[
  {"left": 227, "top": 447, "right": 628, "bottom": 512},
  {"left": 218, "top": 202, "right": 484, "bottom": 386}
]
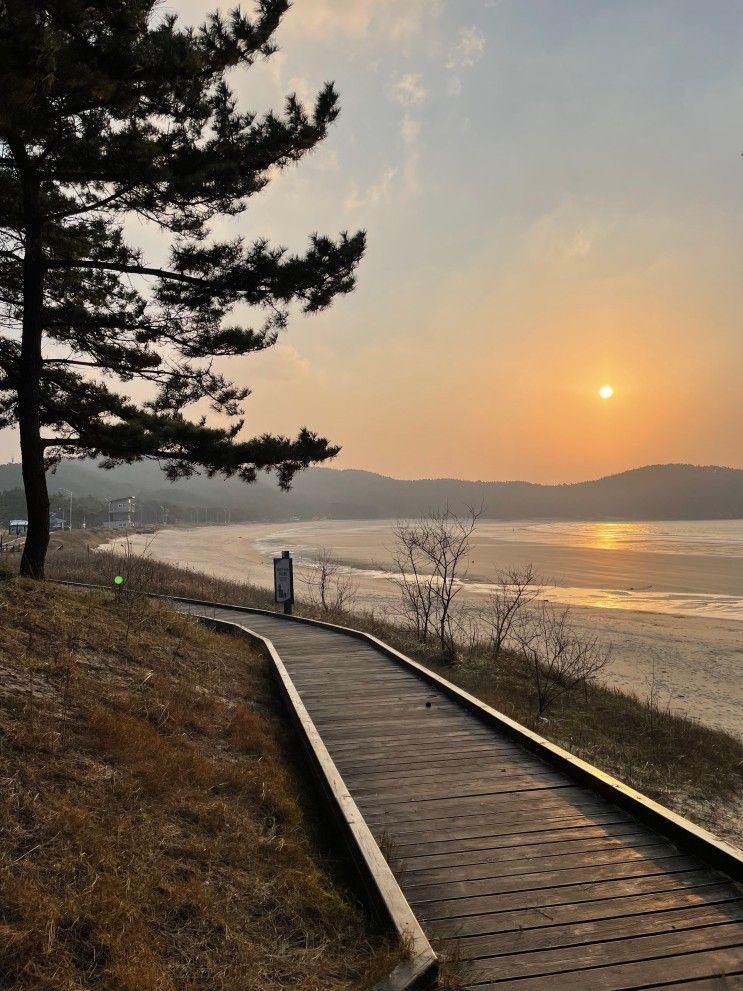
[
  {"left": 481, "top": 564, "right": 540, "bottom": 662},
  {"left": 297, "top": 547, "right": 359, "bottom": 614},
  {"left": 391, "top": 505, "right": 481, "bottom": 660},
  {"left": 513, "top": 601, "right": 611, "bottom": 716},
  {"left": 90, "top": 537, "right": 162, "bottom": 646},
  {"left": 391, "top": 521, "right": 437, "bottom": 644}
]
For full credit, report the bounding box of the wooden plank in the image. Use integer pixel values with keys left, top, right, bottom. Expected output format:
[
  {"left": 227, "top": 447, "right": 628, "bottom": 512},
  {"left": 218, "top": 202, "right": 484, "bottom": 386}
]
[
  {"left": 439, "top": 900, "right": 743, "bottom": 961},
  {"left": 428, "top": 882, "right": 742, "bottom": 941},
  {"left": 400, "top": 840, "right": 677, "bottom": 888},
  {"left": 413, "top": 863, "right": 706, "bottom": 922},
  {"left": 348, "top": 756, "right": 556, "bottom": 790},
  {"left": 408, "top": 852, "right": 696, "bottom": 908},
  {"left": 322, "top": 730, "right": 501, "bottom": 756},
  {"left": 468, "top": 942, "right": 743, "bottom": 990},
  {"left": 353, "top": 770, "right": 570, "bottom": 805},
  {"left": 361, "top": 785, "right": 579, "bottom": 823},
  {"left": 390, "top": 830, "right": 661, "bottom": 868},
  {"left": 319, "top": 724, "right": 498, "bottom": 745},
  {"left": 335, "top": 743, "right": 526, "bottom": 771},
  {"left": 458, "top": 923, "right": 743, "bottom": 983},
  {"left": 647, "top": 978, "right": 743, "bottom": 990},
  {"left": 335, "top": 746, "right": 537, "bottom": 774},
  {"left": 384, "top": 812, "right": 640, "bottom": 856}
]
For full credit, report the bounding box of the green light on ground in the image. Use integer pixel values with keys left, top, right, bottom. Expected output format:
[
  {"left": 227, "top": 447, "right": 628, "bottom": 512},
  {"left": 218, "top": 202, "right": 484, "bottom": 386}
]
[{"left": 114, "top": 575, "right": 124, "bottom": 586}]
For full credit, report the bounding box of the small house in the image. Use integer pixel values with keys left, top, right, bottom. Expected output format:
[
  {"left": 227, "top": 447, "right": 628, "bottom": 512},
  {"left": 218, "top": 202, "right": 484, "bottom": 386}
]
[{"left": 105, "top": 496, "right": 137, "bottom": 529}]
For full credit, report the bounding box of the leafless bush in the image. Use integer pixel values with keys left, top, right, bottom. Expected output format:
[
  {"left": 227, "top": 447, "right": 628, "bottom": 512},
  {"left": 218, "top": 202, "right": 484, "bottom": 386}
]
[
  {"left": 481, "top": 564, "right": 540, "bottom": 662},
  {"left": 391, "top": 505, "right": 481, "bottom": 660},
  {"left": 89, "top": 537, "right": 163, "bottom": 646},
  {"left": 513, "top": 601, "right": 611, "bottom": 716},
  {"left": 296, "top": 547, "right": 358, "bottom": 614}
]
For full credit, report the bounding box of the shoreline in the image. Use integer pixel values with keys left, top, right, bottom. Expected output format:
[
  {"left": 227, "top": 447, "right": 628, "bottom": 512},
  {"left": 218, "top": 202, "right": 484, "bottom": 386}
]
[{"left": 101, "top": 520, "right": 743, "bottom": 740}]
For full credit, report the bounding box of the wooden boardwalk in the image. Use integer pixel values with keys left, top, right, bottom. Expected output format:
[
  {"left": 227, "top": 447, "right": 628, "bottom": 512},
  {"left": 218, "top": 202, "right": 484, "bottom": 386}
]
[{"left": 185, "top": 604, "right": 743, "bottom": 990}]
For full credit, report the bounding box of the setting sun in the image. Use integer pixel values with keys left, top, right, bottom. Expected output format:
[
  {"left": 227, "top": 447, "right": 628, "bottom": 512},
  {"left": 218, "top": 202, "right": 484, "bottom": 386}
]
[{"left": 598, "top": 385, "right": 614, "bottom": 400}]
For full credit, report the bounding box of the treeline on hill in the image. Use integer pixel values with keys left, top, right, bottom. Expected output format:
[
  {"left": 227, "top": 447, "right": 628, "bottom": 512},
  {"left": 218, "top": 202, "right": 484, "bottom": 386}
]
[{"left": 0, "top": 460, "right": 741, "bottom": 524}]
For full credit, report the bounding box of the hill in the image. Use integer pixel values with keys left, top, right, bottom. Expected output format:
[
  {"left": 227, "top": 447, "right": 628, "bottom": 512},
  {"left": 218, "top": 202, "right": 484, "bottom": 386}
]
[{"left": 0, "top": 460, "right": 741, "bottom": 522}]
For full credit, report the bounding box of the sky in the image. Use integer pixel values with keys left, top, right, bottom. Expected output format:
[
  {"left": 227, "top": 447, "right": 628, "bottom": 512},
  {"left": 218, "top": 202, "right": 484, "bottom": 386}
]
[{"left": 5, "top": 0, "right": 743, "bottom": 483}]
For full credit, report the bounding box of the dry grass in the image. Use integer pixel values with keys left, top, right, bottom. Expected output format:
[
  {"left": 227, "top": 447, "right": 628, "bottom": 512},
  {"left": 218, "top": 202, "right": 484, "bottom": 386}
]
[
  {"left": 38, "top": 545, "right": 743, "bottom": 849},
  {"left": 0, "top": 577, "right": 401, "bottom": 990}
]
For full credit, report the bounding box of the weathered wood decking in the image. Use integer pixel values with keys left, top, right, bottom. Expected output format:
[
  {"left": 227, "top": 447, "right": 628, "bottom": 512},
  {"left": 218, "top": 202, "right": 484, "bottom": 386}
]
[{"left": 184, "top": 603, "right": 743, "bottom": 990}]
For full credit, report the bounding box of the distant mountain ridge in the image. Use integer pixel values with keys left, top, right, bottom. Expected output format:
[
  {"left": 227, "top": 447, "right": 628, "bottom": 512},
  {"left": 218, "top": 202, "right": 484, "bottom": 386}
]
[{"left": 0, "top": 461, "right": 741, "bottom": 522}]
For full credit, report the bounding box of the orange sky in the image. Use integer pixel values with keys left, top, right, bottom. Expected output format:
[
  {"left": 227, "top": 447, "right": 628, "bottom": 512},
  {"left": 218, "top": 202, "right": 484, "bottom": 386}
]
[{"left": 2, "top": 0, "right": 741, "bottom": 484}]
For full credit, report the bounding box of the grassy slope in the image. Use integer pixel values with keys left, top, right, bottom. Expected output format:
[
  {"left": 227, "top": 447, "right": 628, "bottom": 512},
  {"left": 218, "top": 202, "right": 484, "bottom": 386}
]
[
  {"left": 42, "top": 546, "right": 743, "bottom": 850},
  {"left": 0, "top": 578, "right": 399, "bottom": 991}
]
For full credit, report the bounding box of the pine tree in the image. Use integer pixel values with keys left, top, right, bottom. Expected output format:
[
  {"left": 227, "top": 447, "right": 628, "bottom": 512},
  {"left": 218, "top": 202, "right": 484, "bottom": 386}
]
[{"left": 0, "top": 1, "right": 365, "bottom": 577}]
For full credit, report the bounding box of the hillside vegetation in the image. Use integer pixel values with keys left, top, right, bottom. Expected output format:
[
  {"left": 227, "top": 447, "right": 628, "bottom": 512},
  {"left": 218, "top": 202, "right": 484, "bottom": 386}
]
[
  {"left": 0, "top": 579, "right": 399, "bottom": 990},
  {"left": 1, "top": 460, "right": 742, "bottom": 523}
]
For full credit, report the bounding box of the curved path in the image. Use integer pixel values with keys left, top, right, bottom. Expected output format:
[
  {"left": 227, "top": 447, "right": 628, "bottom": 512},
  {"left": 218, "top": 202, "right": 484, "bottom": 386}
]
[{"left": 183, "top": 602, "right": 743, "bottom": 990}]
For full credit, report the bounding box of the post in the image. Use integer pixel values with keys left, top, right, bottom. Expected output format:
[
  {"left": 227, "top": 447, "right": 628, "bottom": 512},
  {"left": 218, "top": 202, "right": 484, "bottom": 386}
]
[{"left": 273, "top": 549, "right": 294, "bottom": 615}]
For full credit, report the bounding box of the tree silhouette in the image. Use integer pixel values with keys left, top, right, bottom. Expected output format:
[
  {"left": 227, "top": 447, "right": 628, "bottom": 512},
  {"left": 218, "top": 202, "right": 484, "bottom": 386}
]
[{"left": 0, "top": 1, "right": 364, "bottom": 576}]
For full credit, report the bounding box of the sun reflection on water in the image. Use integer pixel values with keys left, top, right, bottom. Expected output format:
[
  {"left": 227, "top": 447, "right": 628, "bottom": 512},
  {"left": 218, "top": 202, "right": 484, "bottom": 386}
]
[{"left": 585, "top": 522, "right": 644, "bottom": 551}]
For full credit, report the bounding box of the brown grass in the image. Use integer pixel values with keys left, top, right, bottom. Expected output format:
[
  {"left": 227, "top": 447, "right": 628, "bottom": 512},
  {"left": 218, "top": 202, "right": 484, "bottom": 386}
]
[
  {"left": 38, "top": 545, "right": 743, "bottom": 849},
  {"left": 0, "top": 578, "right": 401, "bottom": 990}
]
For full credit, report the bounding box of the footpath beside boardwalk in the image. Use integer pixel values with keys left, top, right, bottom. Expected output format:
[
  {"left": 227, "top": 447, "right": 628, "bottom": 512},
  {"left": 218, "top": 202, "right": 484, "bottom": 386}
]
[{"left": 180, "top": 601, "right": 743, "bottom": 990}]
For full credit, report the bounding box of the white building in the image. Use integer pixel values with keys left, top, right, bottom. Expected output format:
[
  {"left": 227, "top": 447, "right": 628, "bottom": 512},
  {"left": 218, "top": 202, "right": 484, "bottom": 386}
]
[{"left": 105, "top": 496, "right": 136, "bottom": 529}]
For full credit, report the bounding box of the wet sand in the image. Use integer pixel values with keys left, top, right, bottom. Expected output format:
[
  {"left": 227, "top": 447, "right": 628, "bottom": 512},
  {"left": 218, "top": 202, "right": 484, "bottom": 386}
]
[{"left": 105, "top": 520, "right": 743, "bottom": 739}]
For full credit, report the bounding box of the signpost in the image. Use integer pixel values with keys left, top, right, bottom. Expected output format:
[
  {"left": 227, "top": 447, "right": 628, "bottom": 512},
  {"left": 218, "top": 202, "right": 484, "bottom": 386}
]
[{"left": 273, "top": 550, "right": 294, "bottom": 615}]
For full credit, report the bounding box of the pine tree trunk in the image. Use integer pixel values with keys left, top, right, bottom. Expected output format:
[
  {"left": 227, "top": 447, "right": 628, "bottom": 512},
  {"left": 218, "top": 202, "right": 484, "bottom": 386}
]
[{"left": 18, "top": 167, "right": 49, "bottom": 579}]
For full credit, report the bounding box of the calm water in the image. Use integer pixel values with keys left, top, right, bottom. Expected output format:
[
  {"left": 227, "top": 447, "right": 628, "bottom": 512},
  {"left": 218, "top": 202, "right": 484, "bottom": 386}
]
[{"left": 253, "top": 519, "right": 743, "bottom": 622}]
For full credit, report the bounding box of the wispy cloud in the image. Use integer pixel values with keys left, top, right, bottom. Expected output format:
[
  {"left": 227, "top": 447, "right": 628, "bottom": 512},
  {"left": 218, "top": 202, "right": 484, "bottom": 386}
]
[
  {"left": 446, "top": 26, "right": 486, "bottom": 70},
  {"left": 344, "top": 165, "right": 399, "bottom": 213},
  {"left": 284, "top": 0, "right": 440, "bottom": 45},
  {"left": 252, "top": 343, "right": 326, "bottom": 385},
  {"left": 343, "top": 115, "right": 422, "bottom": 212},
  {"left": 386, "top": 72, "right": 427, "bottom": 107}
]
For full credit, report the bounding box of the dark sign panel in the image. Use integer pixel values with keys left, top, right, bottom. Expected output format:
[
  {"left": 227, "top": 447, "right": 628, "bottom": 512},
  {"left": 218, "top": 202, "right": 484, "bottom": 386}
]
[{"left": 274, "top": 555, "right": 294, "bottom": 604}]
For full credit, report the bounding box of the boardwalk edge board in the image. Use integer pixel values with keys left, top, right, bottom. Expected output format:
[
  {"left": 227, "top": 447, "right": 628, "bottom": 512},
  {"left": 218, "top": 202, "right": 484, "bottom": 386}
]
[
  {"left": 53, "top": 583, "right": 743, "bottom": 881},
  {"left": 192, "top": 613, "right": 439, "bottom": 991}
]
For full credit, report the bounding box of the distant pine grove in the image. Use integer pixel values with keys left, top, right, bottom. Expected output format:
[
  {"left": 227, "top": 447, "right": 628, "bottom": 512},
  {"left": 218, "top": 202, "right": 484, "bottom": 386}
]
[{"left": 0, "top": 461, "right": 741, "bottom": 527}]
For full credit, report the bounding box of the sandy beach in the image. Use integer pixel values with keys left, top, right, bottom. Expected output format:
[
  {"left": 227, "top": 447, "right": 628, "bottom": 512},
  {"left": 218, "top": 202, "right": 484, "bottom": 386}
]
[{"left": 105, "top": 520, "right": 743, "bottom": 740}]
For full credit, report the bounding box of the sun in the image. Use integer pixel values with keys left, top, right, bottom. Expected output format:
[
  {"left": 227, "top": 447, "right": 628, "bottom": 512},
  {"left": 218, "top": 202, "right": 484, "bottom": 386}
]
[{"left": 598, "top": 385, "right": 614, "bottom": 400}]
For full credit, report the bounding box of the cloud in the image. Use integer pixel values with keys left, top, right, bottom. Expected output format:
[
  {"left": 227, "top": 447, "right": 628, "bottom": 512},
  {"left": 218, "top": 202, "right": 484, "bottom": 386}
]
[
  {"left": 523, "top": 202, "right": 618, "bottom": 267},
  {"left": 446, "top": 74, "right": 463, "bottom": 97},
  {"left": 386, "top": 72, "right": 427, "bottom": 107},
  {"left": 564, "top": 229, "right": 594, "bottom": 259},
  {"left": 446, "top": 26, "right": 486, "bottom": 70},
  {"left": 344, "top": 165, "right": 399, "bottom": 213},
  {"left": 252, "top": 343, "right": 325, "bottom": 384},
  {"left": 284, "top": 0, "right": 440, "bottom": 45},
  {"left": 343, "top": 115, "right": 422, "bottom": 212}
]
